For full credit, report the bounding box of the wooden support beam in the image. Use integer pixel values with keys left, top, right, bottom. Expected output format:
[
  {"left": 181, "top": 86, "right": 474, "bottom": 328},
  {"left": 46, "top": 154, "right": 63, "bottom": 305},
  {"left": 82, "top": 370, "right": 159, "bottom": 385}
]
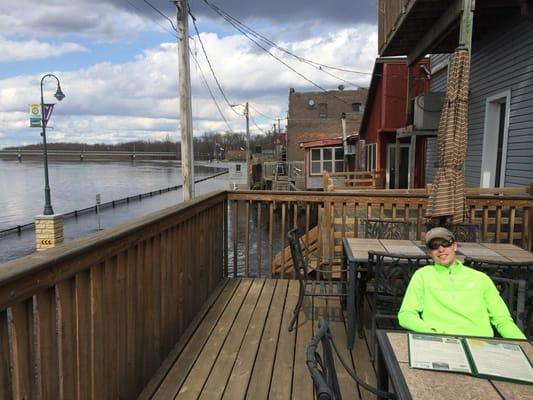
[
  {"left": 409, "top": 135, "right": 417, "bottom": 189},
  {"left": 394, "top": 138, "right": 400, "bottom": 189},
  {"left": 407, "top": 0, "right": 464, "bottom": 66},
  {"left": 405, "top": 65, "right": 413, "bottom": 125},
  {"left": 459, "top": 0, "right": 475, "bottom": 50}
]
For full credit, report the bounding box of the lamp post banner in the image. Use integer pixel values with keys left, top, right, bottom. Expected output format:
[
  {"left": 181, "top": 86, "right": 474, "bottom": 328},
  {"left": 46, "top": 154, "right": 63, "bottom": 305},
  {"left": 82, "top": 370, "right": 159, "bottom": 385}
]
[
  {"left": 29, "top": 103, "right": 41, "bottom": 127},
  {"left": 43, "top": 103, "right": 55, "bottom": 127}
]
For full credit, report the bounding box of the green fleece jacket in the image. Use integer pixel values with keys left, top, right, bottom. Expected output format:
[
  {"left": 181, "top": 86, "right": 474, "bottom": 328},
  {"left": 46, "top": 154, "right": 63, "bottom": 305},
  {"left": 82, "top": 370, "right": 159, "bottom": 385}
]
[{"left": 398, "top": 260, "right": 526, "bottom": 339}]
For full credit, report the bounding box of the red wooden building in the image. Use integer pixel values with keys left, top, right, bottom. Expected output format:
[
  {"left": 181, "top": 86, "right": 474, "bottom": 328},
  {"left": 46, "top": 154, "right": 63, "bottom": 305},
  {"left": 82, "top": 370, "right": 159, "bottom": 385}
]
[{"left": 358, "top": 57, "right": 432, "bottom": 189}]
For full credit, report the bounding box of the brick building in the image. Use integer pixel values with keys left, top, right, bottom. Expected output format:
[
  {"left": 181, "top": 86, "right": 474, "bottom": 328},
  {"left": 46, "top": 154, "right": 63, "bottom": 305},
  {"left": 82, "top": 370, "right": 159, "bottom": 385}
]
[{"left": 286, "top": 88, "right": 368, "bottom": 163}]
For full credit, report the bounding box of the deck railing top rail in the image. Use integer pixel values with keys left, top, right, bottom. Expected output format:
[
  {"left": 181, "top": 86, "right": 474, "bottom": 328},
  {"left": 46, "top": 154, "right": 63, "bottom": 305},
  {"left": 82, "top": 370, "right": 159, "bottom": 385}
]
[
  {"left": 0, "top": 190, "right": 226, "bottom": 304},
  {"left": 227, "top": 190, "right": 533, "bottom": 203}
]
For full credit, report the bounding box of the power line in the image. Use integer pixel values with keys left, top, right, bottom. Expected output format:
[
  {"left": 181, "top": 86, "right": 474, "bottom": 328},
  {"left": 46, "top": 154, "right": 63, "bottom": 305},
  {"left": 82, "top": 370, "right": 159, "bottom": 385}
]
[
  {"left": 122, "top": 0, "right": 177, "bottom": 37},
  {"left": 248, "top": 103, "right": 276, "bottom": 120},
  {"left": 190, "top": 49, "right": 234, "bottom": 132},
  {"left": 129, "top": 0, "right": 355, "bottom": 121},
  {"left": 143, "top": 0, "right": 177, "bottom": 31},
  {"left": 188, "top": 6, "right": 241, "bottom": 117},
  {"left": 201, "top": 0, "right": 352, "bottom": 104},
  {"left": 202, "top": 0, "right": 371, "bottom": 80},
  {"left": 249, "top": 113, "right": 268, "bottom": 134},
  {"left": 122, "top": 0, "right": 239, "bottom": 133},
  {"left": 214, "top": 9, "right": 363, "bottom": 87}
]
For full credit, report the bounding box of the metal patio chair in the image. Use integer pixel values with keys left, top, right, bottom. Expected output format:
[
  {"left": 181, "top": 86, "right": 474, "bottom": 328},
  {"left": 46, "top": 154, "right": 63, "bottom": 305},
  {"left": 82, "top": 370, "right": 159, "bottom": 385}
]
[
  {"left": 367, "top": 250, "right": 432, "bottom": 360},
  {"left": 287, "top": 229, "right": 353, "bottom": 344},
  {"left": 306, "top": 319, "right": 396, "bottom": 400},
  {"left": 426, "top": 222, "right": 481, "bottom": 242},
  {"left": 306, "top": 320, "right": 341, "bottom": 400},
  {"left": 491, "top": 276, "right": 527, "bottom": 331},
  {"left": 362, "top": 218, "right": 414, "bottom": 240},
  {"left": 356, "top": 218, "right": 415, "bottom": 337},
  {"left": 464, "top": 257, "right": 533, "bottom": 335}
]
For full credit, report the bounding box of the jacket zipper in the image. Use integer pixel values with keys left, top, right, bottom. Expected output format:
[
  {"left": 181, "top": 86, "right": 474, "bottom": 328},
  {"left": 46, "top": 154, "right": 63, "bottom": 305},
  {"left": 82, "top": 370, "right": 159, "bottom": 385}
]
[{"left": 448, "top": 268, "right": 456, "bottom": 303}]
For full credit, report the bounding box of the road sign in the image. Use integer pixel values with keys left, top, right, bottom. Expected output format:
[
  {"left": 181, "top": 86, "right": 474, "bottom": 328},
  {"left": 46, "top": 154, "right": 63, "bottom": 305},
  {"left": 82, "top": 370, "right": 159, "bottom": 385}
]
[{"left": 40, "top": 239, "right": 52, "bottom": 245}]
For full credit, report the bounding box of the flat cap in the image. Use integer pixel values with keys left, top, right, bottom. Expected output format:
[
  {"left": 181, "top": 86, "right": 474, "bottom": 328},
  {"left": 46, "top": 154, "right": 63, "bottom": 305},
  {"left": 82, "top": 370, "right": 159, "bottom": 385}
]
[{"left": 425, "top": 227, "right": 455, "bottom": 245}]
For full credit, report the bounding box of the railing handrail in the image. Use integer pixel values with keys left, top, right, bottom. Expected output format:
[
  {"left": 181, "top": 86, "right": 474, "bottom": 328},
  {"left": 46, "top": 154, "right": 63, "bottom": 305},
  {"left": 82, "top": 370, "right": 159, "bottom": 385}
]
[
  {"left": 227, "top": 189, "right": 533, "bottom": 202},
  {"left": 0, "top": 190, "right": 226, "bottom": 291}
]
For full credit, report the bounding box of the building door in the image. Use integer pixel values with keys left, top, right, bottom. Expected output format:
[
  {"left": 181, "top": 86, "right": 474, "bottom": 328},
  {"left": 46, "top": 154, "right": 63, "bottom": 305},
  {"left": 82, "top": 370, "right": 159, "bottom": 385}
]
[{"left": 386, "top": 144, "right": 410, "bottom": 189}]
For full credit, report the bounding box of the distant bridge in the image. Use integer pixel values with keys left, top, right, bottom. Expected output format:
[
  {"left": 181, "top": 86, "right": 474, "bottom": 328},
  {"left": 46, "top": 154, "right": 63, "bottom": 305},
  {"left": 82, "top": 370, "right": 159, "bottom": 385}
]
[{"left": 0, "top": 149, "right": 180, "bottom": 161}]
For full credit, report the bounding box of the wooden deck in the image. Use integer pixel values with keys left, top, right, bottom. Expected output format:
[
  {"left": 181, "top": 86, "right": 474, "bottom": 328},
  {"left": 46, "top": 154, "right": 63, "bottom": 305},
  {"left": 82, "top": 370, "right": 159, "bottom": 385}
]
[{"left": 140, "top": 278, "right": 377, "bottom": 400}]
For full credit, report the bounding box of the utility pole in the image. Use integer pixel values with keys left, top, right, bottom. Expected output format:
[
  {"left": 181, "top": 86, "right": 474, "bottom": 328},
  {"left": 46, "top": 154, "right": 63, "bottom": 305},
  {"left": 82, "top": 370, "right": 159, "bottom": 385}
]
[
  {"left": 341, "top": 113, "right": 348, "bottom": 172},
  {"left": 175, "top": 0, "right": 194, "bottom": 201},
  {"left": 245, "top": 102, "right": 251, "bottom": 189},
  {"left": 277, "top": 118, "right": 281, "bottom": 135}
]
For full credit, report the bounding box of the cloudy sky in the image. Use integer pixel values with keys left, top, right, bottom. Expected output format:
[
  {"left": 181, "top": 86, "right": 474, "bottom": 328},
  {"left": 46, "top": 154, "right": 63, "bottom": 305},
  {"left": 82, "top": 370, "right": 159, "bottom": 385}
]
[{"left": 0, "top": 0, "right": 378, "bottom": 148}]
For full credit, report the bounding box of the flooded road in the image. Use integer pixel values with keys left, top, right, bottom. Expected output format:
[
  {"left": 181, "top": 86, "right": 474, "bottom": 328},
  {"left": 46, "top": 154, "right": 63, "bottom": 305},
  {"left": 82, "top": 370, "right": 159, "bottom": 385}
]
[{"left": 0, "top": 159, "right": 245, "bottom": 263}]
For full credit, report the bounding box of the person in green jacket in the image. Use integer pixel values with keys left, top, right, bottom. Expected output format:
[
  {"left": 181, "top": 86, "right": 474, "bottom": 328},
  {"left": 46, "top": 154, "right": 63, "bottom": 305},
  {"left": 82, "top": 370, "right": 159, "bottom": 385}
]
[{"left": 398, "top": 227, "right": 526, "bottom": 339}]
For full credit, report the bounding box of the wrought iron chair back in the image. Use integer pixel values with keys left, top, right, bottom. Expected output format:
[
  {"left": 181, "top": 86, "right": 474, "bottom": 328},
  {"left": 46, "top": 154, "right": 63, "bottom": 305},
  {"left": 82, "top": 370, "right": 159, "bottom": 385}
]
[
  {"left": 306, "top": 320, "right": 397, "bottom": 400},
  {"left": 363, "top": 218, "right": 413, "bottom": 240},
  {"left": 464, "top": 257, "right": 533, "bottom": 335},
  {"left": 490, "top": 276, "right": 527, "bottom": 331},
  {"left": 288, "top": 227, "right": 310, "bottom": 279},
  {"left": 426, "top": 222, "right": 481, "bottom": 242},
  {"left": 287, "top": 228, "right": 349, "bottom": 332},
  {"left": 367, "top": 251, "right": 432, "bottom": 359}
]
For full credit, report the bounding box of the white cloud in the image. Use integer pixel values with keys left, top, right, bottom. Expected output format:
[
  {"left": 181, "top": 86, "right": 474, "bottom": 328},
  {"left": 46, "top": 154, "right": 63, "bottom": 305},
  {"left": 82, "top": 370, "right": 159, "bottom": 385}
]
[
  {"left": 0, "top": 25, "right": 377, "bottom": 147},
  {"left": 0, "top": 36, "right": 87, "bottom": 62},
  {"left": 0, "top": 1, "right": 149, "bottom": 41}
]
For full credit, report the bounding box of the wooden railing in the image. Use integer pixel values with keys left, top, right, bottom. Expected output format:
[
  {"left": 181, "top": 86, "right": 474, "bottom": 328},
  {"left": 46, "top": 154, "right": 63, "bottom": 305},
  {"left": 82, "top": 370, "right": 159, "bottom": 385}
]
[
  {"left": 0, "top": 188, "right": 531, "bottom": 397},
  {"left": 227, "top": 190, "right": 533, "bottom": 277},
  {"left": 0, "top": 191, "right": 227, "bottom": 399},
  {"left": 325, "top": 171, "right": 385, "bottom": 190},
  {"left": 378, "top": 0, "right": 410, "bottom": 53}
]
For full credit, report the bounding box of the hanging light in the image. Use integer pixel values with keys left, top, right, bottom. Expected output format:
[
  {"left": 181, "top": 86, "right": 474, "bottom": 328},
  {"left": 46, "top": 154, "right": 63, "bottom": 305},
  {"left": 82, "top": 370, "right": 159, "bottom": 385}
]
[{"left": 54, "top": 84, "right": 66, "bottom": 101}]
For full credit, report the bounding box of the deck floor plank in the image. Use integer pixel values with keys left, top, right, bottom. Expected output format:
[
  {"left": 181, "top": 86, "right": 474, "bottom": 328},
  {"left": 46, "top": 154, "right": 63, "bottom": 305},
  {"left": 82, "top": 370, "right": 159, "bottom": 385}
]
[
  {"left": 351, "top": 296, "right": 377, "bottom": 400},
  {"left": 175, "top": 279, "right": 257, "bottom": 399},
  {"left": 144, "top": 278, "right": 375, "bottom": 400},
  {"left": 287, "top": 286, "right": 314, "bottom": 400},
  {"left": 268, "top": 279, "right": 299, "bottom": 399},
  {"left": 150, "top": 278, "right": 241, "bottom": 399},
  {"left": 198, "top": 279, "right": 266, "bottom": 399},
  {"left": 325, "top": 298, "right": 360, "bottom": 400},
  {"left": 222, "top": 279, "right": 277, "bottom": 399},
  {"left": 246, "top": 279, "right": 289, "bottom": 400}
]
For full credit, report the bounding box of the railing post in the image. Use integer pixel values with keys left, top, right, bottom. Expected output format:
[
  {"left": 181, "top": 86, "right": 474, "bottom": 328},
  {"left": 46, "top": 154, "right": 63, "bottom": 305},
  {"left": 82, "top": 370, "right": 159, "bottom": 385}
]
[
  {"left": 245, "top": 201, "right": 250, "bottom": 277},
  {"left": 224, "top": 197, "right": 228, "bottom": 277}
]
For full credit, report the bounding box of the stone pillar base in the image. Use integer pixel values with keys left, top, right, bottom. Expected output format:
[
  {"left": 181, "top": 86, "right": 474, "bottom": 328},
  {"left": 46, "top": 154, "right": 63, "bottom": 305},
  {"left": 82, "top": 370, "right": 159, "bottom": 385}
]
[{"left": 35, "top": 214, "right": 64, "bottom": 251}]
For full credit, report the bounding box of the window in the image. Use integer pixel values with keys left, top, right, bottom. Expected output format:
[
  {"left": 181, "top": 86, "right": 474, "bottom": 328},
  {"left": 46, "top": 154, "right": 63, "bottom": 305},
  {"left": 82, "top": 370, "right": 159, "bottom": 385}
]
[
  {"left": 318, "top": 103, "right": 328, "bottom": 118},
  {"left": 235, "top": 164, "right": 241, "bottom": 172},
  {"left": 352, "top": 102, "right": 363, "bottom": 112},
  {"left": 364, "top": 143, "right": 377, "bottom": 171},
  {"left": 310, "top": 147, "right": 344, "bottom": 174},
  {"left": 481, "top": 90, "right": 510, "bottom": 188}
]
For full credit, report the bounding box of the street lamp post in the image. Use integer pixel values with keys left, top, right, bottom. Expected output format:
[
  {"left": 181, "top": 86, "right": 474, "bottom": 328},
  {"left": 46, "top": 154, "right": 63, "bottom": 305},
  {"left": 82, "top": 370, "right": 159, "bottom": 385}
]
[{"left": 40, "top": 74, "right": 65, "bottom": 215}]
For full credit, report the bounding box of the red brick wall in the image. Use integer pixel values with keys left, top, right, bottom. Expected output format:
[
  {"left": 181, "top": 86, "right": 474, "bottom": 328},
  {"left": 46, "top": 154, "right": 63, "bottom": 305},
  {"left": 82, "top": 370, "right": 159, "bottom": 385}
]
[{"left": 286, "top": 89, "right": 368, "bottom": 161}]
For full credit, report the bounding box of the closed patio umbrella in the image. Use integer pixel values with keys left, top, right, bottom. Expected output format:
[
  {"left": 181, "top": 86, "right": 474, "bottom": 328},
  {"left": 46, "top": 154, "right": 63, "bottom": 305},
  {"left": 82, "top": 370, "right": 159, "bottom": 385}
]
[{"left": 426, "top": 46, "right": 470, "bottom": 224}]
